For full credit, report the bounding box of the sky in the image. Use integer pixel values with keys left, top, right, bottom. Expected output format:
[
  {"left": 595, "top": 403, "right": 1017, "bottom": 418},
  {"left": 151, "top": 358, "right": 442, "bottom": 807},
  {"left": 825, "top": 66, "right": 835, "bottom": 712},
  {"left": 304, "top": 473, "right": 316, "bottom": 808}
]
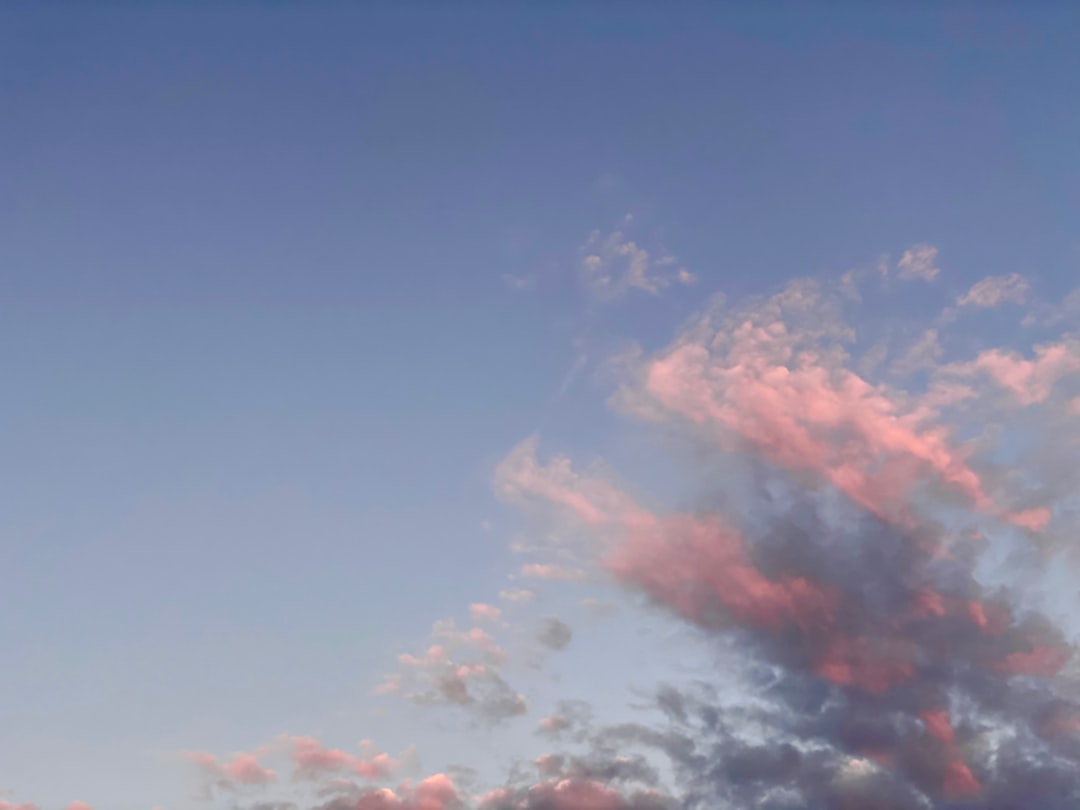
[{"left": 3, "top": 4, "right": 1080, "bottom": 810}]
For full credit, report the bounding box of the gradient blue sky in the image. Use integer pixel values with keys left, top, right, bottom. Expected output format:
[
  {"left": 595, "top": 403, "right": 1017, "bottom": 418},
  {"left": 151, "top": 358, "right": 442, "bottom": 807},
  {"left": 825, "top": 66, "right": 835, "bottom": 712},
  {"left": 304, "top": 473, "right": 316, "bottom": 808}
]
[{"left": 3, "top": 4, "right": 1080, "bottom": 809}]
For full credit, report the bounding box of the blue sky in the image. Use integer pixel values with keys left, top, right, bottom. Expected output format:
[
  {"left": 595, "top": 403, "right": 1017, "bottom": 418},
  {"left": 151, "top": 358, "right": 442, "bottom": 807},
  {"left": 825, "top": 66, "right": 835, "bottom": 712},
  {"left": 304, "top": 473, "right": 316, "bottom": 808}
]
[{"left": 3, "top": 5, "right": 1080, "bottom": 810}]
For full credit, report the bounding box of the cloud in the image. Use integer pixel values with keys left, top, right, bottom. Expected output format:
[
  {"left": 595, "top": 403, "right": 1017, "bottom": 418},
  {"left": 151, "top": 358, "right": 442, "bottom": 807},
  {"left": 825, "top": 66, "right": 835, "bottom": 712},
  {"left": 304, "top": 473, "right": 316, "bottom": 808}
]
[
  {"left": 944, "top": 340, "right": 1080, "bottom": 406},
  {"left": 519, "top": 563, "right": 587, "bottom": 582},
  {"left": 289, "top": 737, "right": 398, "bottom": 782},
  {"left": 378, "top": 617, "right": 529, "bottom": 724},
  {"left": 502, "top": 273, "right": 536, "bottom": 292},
  {"left": 469, "top": 603, "right": 503, "bottom": 623},
  {"left": 39, "top": 237, "right": 1080, "bottom": 810},
  {"left": 1022, "top": 286, "right": 1080, "bottom": 328},
  {"left": 484, "top": 264, "right": 1080, "bottom": 806},
  {"left": 537, "top": 617, "right": 574, "bottom": 651},
  {"left": 613, "top": 281, "right": 1006, "bottom": 526},
  {"left": 890, "top": 328, "right": 943, "bottom": 377},
  {"left": 478, "top": 779, "right": 671, "bottom": 810},
  {"left": 184, "top": 750, "right": 277, "bottom": 799},
  {"left": 316, "top": 773, "right": 462, "bottom": 810},
  {"left": 579, "top": 216, "right": 696, "bottom": 299},
  {"left": 957, "top": 273, "right": 1030, "bottom": 308},
  {"left": 896, "top": 243, "right": 941, "bottom": 281},
  {"left": 499, "top": 588, "right": 536, "bottom": 604},
  {"left": 65, "top": 804, "right": 94, "bottom": 810}
]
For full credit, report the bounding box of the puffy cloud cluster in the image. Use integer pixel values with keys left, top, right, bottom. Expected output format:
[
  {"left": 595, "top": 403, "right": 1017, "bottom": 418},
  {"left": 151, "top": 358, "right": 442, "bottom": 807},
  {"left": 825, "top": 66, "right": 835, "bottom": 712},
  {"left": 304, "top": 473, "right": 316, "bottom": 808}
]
[
  {"left": 491, "top": 272, "right": 1080, "bottom": 808},
  {"left": 374, "top": 616, "right": 530, "bottom": 724},
  {"left": 22, "top": 249, "right": 1080, "bottom": 810},
  {"left": 185, "top": 750, "right": 277, "bottom": 799}
]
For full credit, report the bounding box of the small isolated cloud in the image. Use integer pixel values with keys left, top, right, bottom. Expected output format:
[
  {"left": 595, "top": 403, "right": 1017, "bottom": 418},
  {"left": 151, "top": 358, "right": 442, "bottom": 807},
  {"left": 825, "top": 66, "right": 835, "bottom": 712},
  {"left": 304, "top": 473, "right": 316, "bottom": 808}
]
[
  {"left": 469, "top": 603, "right": 502, "bottom": 623},
  {"left": 502, "top": 273, "right": 535, "bottom": 292},
  {"left": 957, "top": 272, "right": 1029, "bottom": 308},
  {"left": 520, "top": 563, "right": 586, "bottom": 583},
  {"left": 896, "top": 243, "right": 941, "bottom": 281},
  {"left": 537, "top": 617, "right": 573, "bottom": 651},
  {"left": 579, "top": 216, "right": 695, "bottom": 299},
  {"left": 65, "top": 804, "right": 94, "bottom": 810},
  {"left": 499, "top": 588, "right": 536, "bottom": 604}
]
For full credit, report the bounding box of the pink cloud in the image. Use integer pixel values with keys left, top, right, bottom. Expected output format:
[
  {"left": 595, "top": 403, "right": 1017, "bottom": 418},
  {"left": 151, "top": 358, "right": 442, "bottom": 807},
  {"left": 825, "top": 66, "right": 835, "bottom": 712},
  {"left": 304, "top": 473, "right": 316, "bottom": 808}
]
[
  {"left": 520, "top": 563, "right": 586, "bottom": 582},
  {"left": 222, "top": 753, "right": 276, "bottom": 785},
  {"left": 341, "top": 774, "right": 461, "bottom": 810},
  {"left": 813, "top": 634, "right": 915, "bottom": 695},
  {"left": 952, "top": 342, "right": 1080, "bottom": 405},
  {"left": 617, "top": 305, "right": 1052, "bottom": 528},
  {"left": 608, "top": 512, "right": 839, "bottom": 635},
  {"left": 354, "top": 753, "right": 399, "bottom": 781},
  {"left": 291, "top": 736, "right": 356, "bottom": 779},
  {"left": 919, "top": 710, "right": 982, "bottom": 798},
  {"left": 496, "top": 437, "right": 641, "bottom": 528},
  {"left": 498, "top": 440, "right": 844, "bottom": 657},
  {"left": 0, "top": 802, "right": 40, "bottom": 810},
  {"left": 400, "top": 645, "right": 450, "bottom": 668},
  {"left": 469, "top": 603, "right": 502, "bottom": 623},
  {"left": 480, "top": 778, "right": 659, "bottom": 810},
  {"left": 539, "top": 715, "right": 570, "bottom": 733},
  {"left": 184, "top": 749, "right": 276, "bottom": 793},
  {"left": 65, "top": 804, "right": 94, "bottom": 810},
  {"left": 374, "top": 674, "right": 402, "bottom": 695}
]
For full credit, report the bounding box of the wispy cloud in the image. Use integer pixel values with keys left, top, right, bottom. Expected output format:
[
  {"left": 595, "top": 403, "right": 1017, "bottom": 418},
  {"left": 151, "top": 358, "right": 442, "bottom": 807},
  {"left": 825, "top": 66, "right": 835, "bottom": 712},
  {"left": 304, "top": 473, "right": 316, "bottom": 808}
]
[
  {"left": 957, "top": 272, "right": 1030, "bottom": 308},
  {"left": 579, "top": 215, "right": 696, "bottom": 299},
  {"left": 896, "top": 243, "right": 941, "bottom": 281}
]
